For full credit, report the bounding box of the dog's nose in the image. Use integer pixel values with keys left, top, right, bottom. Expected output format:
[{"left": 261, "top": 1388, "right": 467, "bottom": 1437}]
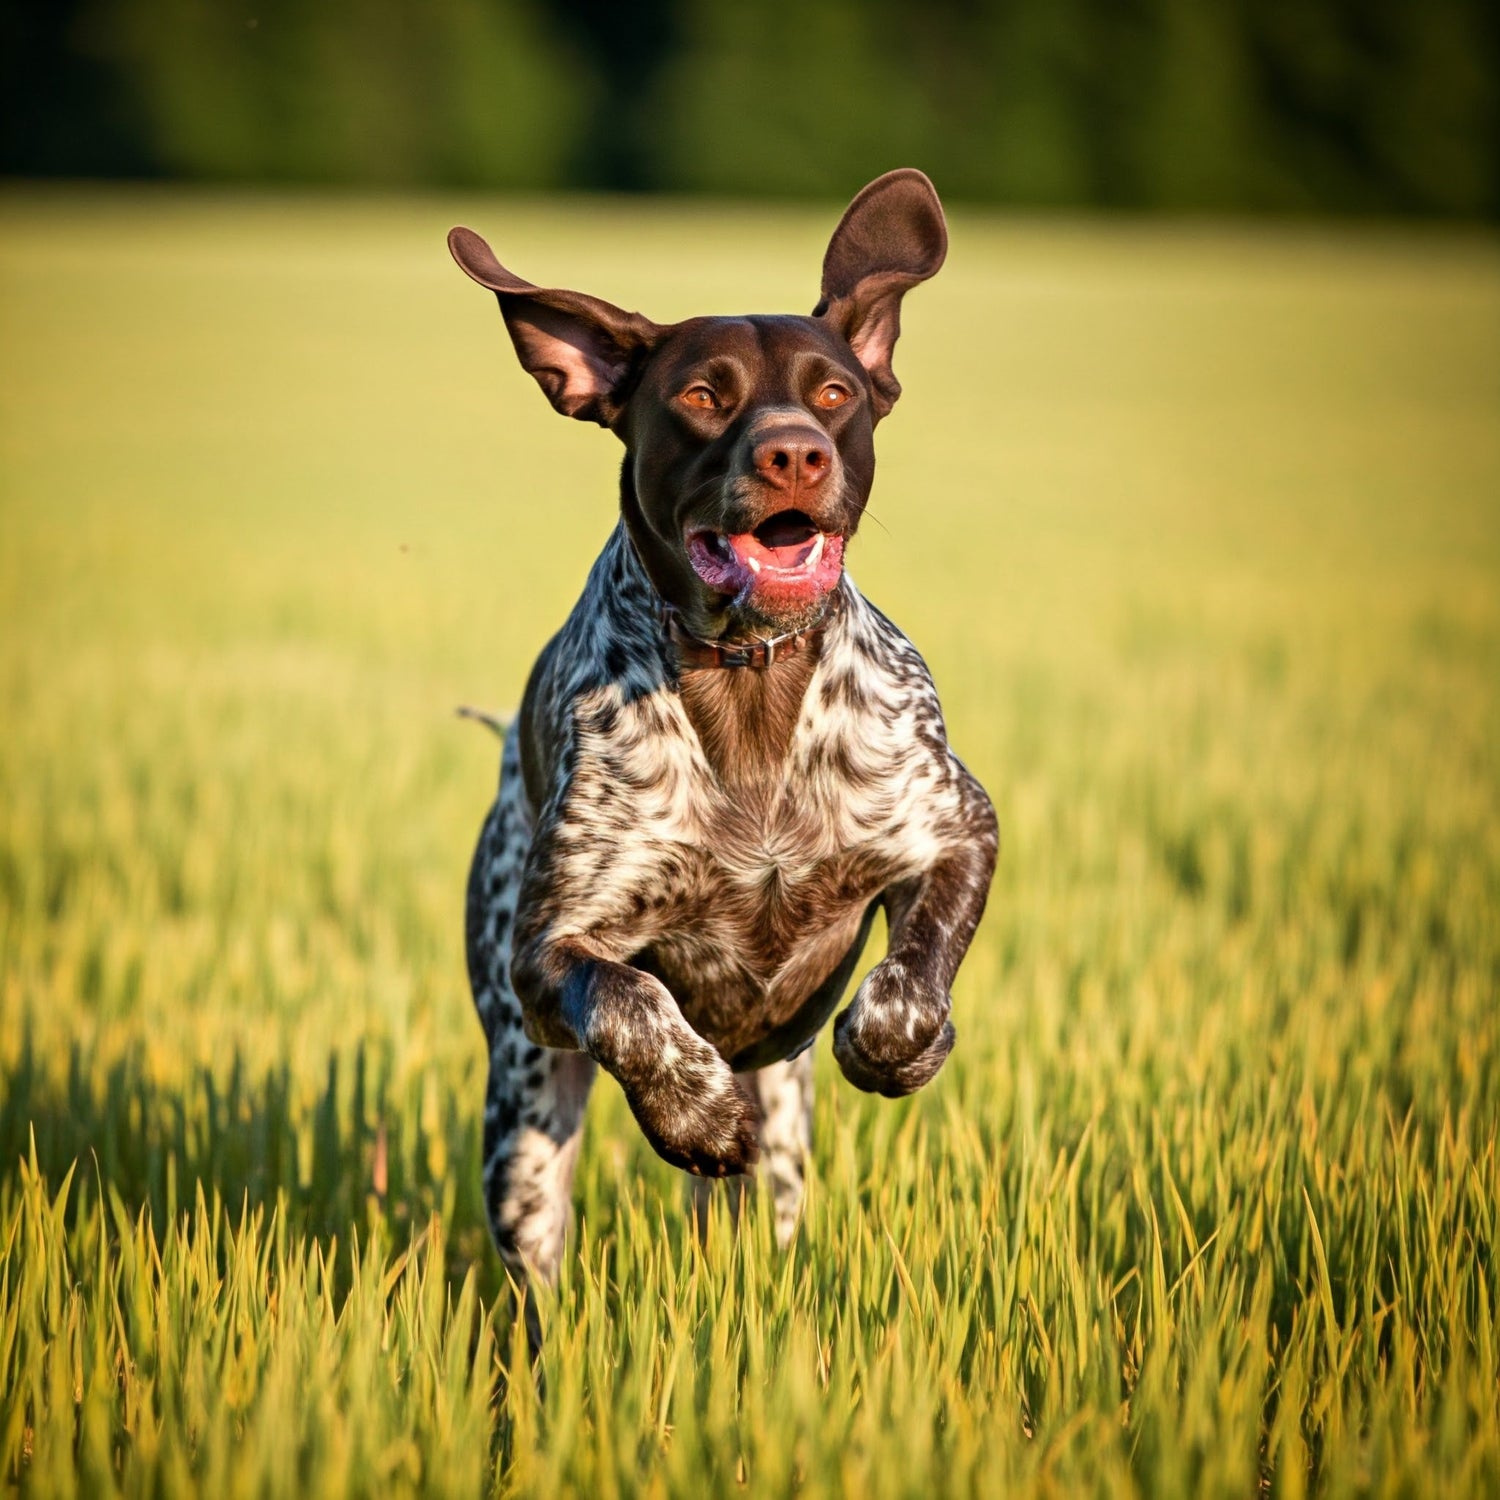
[{"left": 751, "top": 427, "right": 831, "bottom": 491}]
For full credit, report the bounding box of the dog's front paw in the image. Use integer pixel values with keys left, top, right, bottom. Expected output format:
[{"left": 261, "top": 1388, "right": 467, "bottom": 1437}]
[
  {"left": 833, "top": 959, "right": 955, "bottom": 1098},
  {"left": 622, "top": 1043, "right": 761, "bottom": 1178}
]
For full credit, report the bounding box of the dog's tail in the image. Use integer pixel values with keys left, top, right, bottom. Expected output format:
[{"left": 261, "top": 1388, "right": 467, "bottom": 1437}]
[{"left": 455, "top": 704, "right": 511, "bottom": 740}]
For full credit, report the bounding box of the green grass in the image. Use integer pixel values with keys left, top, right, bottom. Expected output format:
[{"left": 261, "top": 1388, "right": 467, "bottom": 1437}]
[{"left": 1, "top": 184, "right": 1498, "bottom": 1497}]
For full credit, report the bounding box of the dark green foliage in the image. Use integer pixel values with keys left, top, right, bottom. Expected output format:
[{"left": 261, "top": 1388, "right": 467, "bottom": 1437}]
[
  {"left": 2, "top": 0, "right": 1496, "bottom": 214},
  {"left": 3, "top": 0, "right": 593, "bottom": 189}
]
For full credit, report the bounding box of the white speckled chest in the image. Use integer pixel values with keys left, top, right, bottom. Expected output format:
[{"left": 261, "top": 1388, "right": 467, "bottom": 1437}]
[{"left": 536, "top": 585, "right": 969, "bottom": 1054}]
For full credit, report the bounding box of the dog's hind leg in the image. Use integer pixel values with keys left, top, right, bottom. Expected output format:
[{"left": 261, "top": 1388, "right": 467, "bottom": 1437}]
[
  {"left": 692, "top": 1050, "right": 815, "bottom": 1245},
  {"left": 468, "top": 735, "right": 596, "bottom": 1291},
  {"left": 481, "top": 1041, "right": 595, "bottom": 1285},
  {"left": 751, "top": 1050, "right": 815, "bottom": 1247}
]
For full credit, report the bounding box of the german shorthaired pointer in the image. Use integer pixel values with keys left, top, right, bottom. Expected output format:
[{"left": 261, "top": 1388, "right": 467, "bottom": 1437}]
[{"left": 450, "top": 169, "right": 998, "bottom": 1289}]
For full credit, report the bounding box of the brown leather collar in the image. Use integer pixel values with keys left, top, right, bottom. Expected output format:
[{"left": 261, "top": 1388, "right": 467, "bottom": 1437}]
[{"left": 659, "top": 595, "right": 837, "bottom": 670}]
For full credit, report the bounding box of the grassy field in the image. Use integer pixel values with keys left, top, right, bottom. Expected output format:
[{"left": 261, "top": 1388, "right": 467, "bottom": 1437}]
[{"left": 1, "top": 185, "right": 1497, "bottom": 1497}]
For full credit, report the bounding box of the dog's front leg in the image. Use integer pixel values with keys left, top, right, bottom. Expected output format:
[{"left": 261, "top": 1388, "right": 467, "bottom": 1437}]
[
  {"left": 512, "top": 936, "right": 761, "bottom": 1177},
  {"left": 834, "top": 772, "right": 998, "bottom": 1097}
]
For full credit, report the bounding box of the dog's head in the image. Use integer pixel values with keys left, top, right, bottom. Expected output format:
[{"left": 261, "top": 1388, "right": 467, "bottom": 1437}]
[{"left": 450, "top": 169, "right": 946, "bottom": 638}]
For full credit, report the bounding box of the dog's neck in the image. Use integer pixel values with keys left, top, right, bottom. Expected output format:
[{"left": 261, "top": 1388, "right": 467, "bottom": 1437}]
[
  {"left": 611, "top": 522, "right": 832, "bottom": 786},
  {"left": 675, "top": 642, "right": 822, "bottom": 787},
  {"left": 659, "top": 604, "right": 830, "bottom": 672}
]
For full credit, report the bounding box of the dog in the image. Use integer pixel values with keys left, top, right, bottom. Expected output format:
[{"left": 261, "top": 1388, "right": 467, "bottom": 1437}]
[{"left": 450, "top": 169, "right": 998, "bottom": 1288}]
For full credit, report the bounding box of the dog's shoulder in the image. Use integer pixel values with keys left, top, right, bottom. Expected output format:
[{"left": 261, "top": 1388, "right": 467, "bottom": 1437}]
[
  {"left": 795, "top": 580, "right": 982, "bottom": 849},
  {"left": 533, "top": 527, "right": 664, "bottom": 701},
  {"left": 516, "top": 526, "right": 696, "bottom": 820},
  {"left": 809, "top": 580, "right": 948, "bottom": 746},
  {"left": 519, "top": 529, "right": 666, "bottom": 750}
]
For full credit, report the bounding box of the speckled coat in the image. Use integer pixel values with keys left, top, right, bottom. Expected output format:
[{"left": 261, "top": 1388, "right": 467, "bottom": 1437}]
[
  {"left": 465, "top": 524, "right": 997, "bottom": 1282},
  {"left": 449, "top": 169, "right": 999, "bottom": 1301}
]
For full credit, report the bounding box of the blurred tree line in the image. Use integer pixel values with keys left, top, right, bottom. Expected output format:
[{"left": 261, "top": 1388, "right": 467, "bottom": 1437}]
[{"left": 3, "top": 0, "right": 1496, "bottom": 215}]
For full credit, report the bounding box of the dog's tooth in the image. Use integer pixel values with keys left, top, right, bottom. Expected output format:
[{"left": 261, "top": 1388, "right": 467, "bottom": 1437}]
[
  {"left": 808, "top": 534, "right": 825, "bottom": 568},
  {"left": 747, "top": 556, "right": 762, "bottom": 574}
]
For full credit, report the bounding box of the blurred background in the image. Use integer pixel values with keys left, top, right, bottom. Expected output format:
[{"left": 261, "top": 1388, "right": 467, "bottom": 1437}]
[
  {"left": 3, "top": 5, "right": 1500, "bottom": 1494},
  {"left": 3, "top": 0, "right": 1498, "bottom": 217}
]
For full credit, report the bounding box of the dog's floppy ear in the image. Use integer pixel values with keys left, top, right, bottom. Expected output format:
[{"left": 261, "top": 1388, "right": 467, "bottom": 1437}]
[
  {"left": 813, "top": 169, "right": 947, "bottom": 419},
  {"left": 449, "top": 226, "right": 662, "bottom": 428}
]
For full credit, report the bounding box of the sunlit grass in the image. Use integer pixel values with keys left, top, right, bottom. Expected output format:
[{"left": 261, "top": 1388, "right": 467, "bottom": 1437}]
[{"left": 1, "top": 186, "right": 1498, "bottom": 1495}]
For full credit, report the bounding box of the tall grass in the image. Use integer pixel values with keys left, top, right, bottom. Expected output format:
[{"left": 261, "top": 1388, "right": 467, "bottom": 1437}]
[{"left": 1, "top": 187, "right": 1497, "bottom": 1495}]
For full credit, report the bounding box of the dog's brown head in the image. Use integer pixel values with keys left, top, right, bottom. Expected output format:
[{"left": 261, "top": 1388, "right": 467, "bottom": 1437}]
[{"left": 450, "top": 169, "right": 946, "bottom": 638}]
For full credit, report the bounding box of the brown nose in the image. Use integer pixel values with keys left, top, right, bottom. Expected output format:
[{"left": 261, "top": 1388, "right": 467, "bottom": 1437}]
[{"left": 751, "top": 426, "right": 831, "bottom": 491}]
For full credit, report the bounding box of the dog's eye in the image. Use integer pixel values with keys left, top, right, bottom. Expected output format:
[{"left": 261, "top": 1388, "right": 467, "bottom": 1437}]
[
  {"left": 814, "top": 383, "right": 852, "bottom": 409},
  {"left": 681, "top": 385, "right": 719, "bottom": 410}
]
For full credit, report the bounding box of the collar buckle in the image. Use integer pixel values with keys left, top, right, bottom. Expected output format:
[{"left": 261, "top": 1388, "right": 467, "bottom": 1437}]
[{"left": 657, "top": 598, "right": 833, "bottom": 672}]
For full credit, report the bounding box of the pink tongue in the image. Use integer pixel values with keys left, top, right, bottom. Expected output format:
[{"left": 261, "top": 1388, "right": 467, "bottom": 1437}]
[{"left": 727, "top": 532, "right": 816, "bottom": 571}]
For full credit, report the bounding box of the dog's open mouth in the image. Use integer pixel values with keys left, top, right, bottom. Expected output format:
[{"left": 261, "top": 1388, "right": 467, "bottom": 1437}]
[{"left": 686, "top": 510, "right": 846, "bottom": 604}]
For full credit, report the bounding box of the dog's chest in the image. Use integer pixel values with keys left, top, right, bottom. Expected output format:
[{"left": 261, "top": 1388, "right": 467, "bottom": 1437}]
[
  {"left": 630, "top": 767, "right": 893, "bottom": 1049},
  {"left": 681, "top": 775, "right": 874, "bottom": 944},
  {"left": 559, "top": 666, "right": 942, "bottom": 1042}
]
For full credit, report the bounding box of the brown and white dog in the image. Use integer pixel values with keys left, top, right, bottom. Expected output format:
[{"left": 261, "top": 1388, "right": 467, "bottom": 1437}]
[{"left": 451, "top": 170, "right": 998, "bottom": 1287}]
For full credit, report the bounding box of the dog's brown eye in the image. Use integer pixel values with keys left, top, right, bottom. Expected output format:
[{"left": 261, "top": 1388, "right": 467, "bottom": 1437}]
[
  {"left": 815, "top": 383, "right": 851, "bottom": 409},
  {"left": 681, "top": 385, "right": 719, "bottom": 410}
]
